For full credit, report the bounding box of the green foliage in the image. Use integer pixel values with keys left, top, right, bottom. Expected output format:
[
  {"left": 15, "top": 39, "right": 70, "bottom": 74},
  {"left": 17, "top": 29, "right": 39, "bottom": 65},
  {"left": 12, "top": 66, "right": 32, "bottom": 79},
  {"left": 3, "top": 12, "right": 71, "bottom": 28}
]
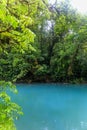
[
  {"left": 0, "top": 81, "right": 23, "bottom": 130},
  {"left": 0, "top": 0, "right": 87, "bottom": 84},
  {"left": 34, "top": 64, "right": 48, "bottom": 76},
  {"left": 33, "top": 0, "right": 87, "bottom": 83},
  {"left": 0, "top": 0, "right": 49, "bottom": 82}
]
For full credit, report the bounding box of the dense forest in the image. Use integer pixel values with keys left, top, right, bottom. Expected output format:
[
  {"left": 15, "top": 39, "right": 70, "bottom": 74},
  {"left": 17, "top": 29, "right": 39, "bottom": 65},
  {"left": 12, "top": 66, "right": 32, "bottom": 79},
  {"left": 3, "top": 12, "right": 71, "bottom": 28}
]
[{"left": 0, "top": 0, "right": 87, "bottom": 84}]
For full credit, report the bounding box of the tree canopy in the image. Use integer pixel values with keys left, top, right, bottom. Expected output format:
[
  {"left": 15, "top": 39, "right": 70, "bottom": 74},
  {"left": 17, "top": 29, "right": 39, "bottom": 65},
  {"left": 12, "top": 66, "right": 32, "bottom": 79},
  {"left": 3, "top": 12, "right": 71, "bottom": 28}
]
[{"left": 0, "top": 0, "right": 87, "bottom": 83}]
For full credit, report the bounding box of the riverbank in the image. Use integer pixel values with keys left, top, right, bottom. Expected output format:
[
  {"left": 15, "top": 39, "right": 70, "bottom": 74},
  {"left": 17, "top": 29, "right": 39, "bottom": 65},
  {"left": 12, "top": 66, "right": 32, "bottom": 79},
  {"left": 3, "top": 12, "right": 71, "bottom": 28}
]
[{"left": 17, "top": 76, "right": 87, "bottom": 84}]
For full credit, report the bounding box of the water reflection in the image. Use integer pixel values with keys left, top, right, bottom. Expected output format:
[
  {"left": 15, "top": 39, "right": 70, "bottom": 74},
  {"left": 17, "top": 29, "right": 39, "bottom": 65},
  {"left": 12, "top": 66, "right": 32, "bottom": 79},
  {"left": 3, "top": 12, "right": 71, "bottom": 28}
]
[
  {"left": 43, "top": 127, "right": 49, "bottom": 130},
  {"left": 80, "top": 121, "right": 87, "bottom": 129}
]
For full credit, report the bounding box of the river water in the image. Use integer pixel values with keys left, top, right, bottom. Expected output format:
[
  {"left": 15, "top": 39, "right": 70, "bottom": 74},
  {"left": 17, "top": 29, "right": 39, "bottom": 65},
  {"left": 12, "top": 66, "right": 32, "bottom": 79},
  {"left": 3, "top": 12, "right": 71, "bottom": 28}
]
[{"left": 10, "top": 83, "right": 87, "bottom": 130}]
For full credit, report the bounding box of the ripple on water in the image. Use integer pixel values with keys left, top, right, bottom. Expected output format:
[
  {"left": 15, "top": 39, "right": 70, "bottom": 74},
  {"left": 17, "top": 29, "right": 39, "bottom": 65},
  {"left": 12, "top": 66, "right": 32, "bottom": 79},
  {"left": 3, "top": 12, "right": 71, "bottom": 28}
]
[
  {"left": 43, "top": 127, "right": 48, "bottom": 130},
  {"left": 80, "top": 121, "right": 87, "bottom": 129}
]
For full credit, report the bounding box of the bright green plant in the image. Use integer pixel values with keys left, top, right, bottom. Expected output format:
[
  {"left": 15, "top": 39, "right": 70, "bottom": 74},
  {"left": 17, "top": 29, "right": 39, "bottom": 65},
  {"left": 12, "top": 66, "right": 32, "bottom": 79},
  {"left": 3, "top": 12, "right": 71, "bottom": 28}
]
[{"left": 0, "top": 81, "right": 23, "bottom": 130}]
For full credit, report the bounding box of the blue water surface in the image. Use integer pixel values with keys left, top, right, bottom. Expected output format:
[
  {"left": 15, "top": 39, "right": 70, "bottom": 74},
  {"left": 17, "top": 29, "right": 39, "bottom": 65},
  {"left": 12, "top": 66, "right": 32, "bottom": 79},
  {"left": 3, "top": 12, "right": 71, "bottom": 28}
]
[{"left": 9, "top": 83, "right": 87, "bottom": 130}]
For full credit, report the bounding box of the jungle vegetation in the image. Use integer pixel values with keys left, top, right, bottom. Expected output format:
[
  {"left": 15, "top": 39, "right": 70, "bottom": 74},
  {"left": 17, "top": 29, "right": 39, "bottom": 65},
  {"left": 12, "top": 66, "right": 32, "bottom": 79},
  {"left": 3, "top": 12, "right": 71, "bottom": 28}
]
[{"left": 0, "top": 0, "right": 87, "bottom": 83}]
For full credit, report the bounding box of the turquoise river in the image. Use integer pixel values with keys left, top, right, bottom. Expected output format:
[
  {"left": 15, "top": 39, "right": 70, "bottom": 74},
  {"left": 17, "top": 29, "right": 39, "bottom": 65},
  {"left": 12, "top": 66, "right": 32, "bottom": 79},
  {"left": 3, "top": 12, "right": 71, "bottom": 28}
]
[{"left": 10, "top": 83, "right": 87, "bottom": 130}]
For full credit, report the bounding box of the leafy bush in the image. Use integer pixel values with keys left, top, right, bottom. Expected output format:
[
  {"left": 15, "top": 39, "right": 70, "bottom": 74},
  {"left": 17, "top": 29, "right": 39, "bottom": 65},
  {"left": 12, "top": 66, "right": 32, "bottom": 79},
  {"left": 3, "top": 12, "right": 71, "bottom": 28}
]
[{"left": 0, "top": 81, "right": 23, "bottom": 130}]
